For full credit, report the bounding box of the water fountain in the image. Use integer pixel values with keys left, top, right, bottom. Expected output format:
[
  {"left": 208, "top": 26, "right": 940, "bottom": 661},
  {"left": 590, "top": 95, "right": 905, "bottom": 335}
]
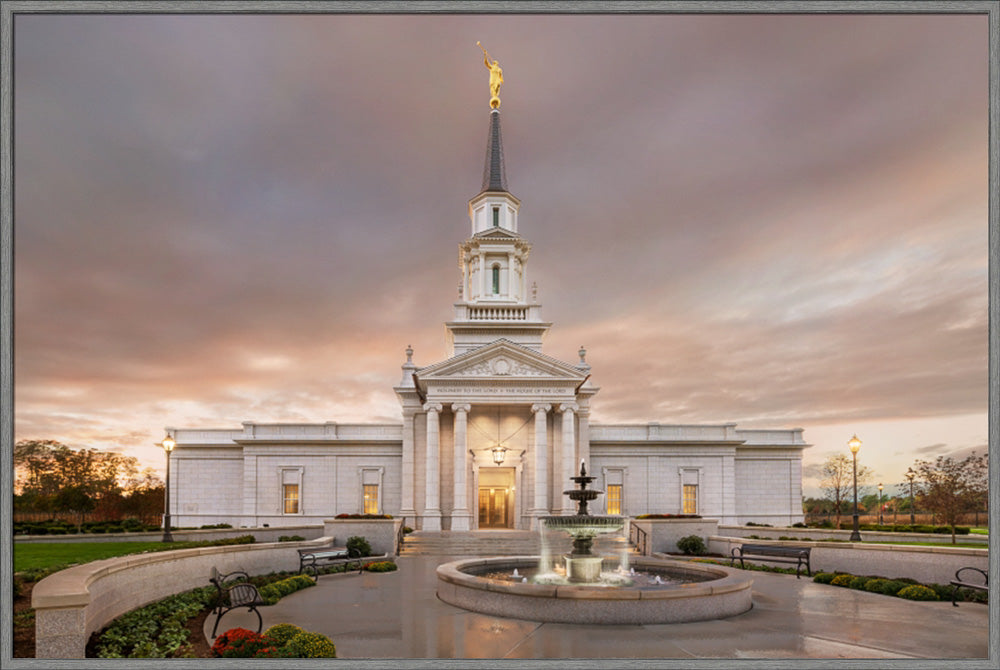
[
  {"left": 436, "top": 462, "right": 754, "bottom": 624},
  {"left": 541, "top": 461, "right": 625, "bottom": 584}
]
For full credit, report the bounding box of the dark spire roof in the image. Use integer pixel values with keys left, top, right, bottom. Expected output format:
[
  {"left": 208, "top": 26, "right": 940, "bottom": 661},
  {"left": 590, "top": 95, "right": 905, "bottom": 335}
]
[{"left": 480, "top": 109, "right": 508, "bottom": 193}]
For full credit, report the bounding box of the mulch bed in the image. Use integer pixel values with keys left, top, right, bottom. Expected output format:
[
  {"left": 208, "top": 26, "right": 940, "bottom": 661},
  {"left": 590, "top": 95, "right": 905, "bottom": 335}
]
[{"left": 12, "top": 581, "right": 35, "bottom": 658}]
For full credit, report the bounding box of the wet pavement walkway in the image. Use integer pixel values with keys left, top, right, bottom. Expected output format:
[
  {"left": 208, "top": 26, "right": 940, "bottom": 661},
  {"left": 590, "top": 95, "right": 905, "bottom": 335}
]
[{"left": 206, "top": 554, "right": 990, "bottom": 660}]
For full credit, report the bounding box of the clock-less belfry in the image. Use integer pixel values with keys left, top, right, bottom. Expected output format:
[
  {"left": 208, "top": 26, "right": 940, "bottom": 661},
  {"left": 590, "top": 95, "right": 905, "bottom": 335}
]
[{"left": 478, "top": 41, "right": 503, "bottom": 109}]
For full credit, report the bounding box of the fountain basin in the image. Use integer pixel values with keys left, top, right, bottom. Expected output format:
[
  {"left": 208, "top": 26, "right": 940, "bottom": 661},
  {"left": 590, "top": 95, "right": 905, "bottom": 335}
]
[{"left": 436, "top": 556, "right": 753, "bottom": 625}]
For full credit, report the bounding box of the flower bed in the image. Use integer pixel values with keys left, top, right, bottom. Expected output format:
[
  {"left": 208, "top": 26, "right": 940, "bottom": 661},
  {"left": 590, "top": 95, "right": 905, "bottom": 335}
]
[
  {"left": 212, "top": 625, "right": 336, "bottom": 658},
  {"left": 812, "top": 571, "right": 987, "bottom": 604}
]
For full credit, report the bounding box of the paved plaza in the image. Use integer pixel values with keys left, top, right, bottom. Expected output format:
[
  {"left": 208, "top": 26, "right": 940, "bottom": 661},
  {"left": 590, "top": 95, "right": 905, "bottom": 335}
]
[{"left": 206, "top": 554, "right": 990, "bottom": 660}]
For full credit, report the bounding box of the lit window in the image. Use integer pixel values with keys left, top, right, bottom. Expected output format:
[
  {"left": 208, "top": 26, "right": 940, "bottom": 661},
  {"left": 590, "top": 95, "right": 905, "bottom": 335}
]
[
  {"left": 683, "top": 484, "right": 697, "bottom": 514},
  {"left": 283, "top": 484, "right": 299, "bottom": 514},
  {"left": 492, "top": 266, "right": 500, "bottom": 294},
  {"left": 607, "top": 484, "right": 622, "bottom": 515},
  {"left": 363, "top": 484, "right": 379, "bottom": 515},
  {"left": 492, "top": 206, "right": 500, "bottom": 227}
]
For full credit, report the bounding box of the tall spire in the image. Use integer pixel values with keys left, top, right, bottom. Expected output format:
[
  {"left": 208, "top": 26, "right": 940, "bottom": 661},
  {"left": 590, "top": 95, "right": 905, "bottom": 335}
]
[{"left": 480, "top": 110, "right": 508, "bottom": 193}]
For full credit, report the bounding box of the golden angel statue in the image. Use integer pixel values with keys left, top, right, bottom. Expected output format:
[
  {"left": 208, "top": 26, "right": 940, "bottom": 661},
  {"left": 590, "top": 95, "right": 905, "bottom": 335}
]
[{"left": 477, "top": 42, "right": 503, "bottom": 109}]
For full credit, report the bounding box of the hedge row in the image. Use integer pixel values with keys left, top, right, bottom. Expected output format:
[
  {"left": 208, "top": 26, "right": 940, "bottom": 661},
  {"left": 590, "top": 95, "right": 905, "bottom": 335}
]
[
  {"left": 836, "top": 523, "right": 970, "bottom": 535},
  {"left": 814, "top": 571, "right": 986, "bottom": 603}
]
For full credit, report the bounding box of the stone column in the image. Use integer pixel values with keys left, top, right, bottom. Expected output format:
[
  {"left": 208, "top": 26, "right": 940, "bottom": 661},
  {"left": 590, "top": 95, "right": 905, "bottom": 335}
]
[
  {"left": 451, "top": 403, "right": 472, "bottom": 531},
  {"left": 479, "top": 253, "right": 486, "bottom": 299},
  {"left": 400, "top": 410, "right": 417, "bottom": 519},
  {"left": 423, "top": 402, "right": 443, "bottom": 531},
  {"left": 560, "top": 403, "right": 579, "bottom": 514},
  {"left": 531, "top": 403, "right": 551, "bottom": 525},
  {"left": 507, "top": 251, "right": 515, "bottom": 299}
]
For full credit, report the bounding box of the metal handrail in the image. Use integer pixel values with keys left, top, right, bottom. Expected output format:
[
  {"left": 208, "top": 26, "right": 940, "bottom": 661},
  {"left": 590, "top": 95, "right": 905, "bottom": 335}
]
[
  {"left": 396, "top": 517, "right": 406, "bottom": 555},
  {"left": 629, "top": 522, "right": 648, "bottom": 556}
]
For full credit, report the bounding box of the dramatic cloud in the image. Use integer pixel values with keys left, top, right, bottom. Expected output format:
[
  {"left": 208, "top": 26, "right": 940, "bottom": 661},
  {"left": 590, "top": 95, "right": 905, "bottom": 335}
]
[{"left": 12, "top": 13, "right": 989, "bottom": 484}]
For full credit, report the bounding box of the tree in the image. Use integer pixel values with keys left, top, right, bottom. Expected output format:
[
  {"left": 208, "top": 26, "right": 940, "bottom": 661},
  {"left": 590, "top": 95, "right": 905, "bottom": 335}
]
[
  {"left": 820, "top": 453, "right": 873, "bottom": 528},
  {"left": 14, "top": 440, "right": 163, "bottom": 523},
  {"left": 914, "top": 452, "right": 988, "bottom": 544}
]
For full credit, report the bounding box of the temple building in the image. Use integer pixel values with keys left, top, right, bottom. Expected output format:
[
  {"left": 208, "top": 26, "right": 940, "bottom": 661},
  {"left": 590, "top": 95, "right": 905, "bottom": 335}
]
[{"left": 167, "top": 90, "right": 808, "bottom": 531}]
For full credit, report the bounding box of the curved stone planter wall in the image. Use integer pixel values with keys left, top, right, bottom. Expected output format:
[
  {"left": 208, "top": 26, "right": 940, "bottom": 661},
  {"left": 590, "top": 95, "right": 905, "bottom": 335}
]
[
  {"left": 15, "top": 524, "right": 326, "bottom": 545},
  {"left": 437, "top": 556, "right": 752, "bottom": 625},
  {"left": 31, "top": 536, "right": 333, "bottom": 658},
  {"left": 708, "top": 536, "right": 988, "bottom": 585}
]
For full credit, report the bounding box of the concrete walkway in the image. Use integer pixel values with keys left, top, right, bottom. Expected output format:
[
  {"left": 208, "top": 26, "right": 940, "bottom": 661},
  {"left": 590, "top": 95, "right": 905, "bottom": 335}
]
[{"left": 206, "top": 555, "right": 989, "bottom": 660}]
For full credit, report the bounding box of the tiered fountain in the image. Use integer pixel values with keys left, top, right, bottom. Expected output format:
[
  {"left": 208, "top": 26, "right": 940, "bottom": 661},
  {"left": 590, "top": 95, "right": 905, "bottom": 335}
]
[
  {"left": 541, "top": 461, "right": 624, "bottom": 583},
  {"left": 436, "top": 463, "right": 754, "bottom": 624}
]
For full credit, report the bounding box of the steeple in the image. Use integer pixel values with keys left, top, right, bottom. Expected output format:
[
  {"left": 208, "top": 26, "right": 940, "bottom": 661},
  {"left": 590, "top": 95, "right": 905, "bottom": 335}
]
[
  {"left": 480, "top": 109, "right": 508, "bottom": 193},
  {"left": 447, "top": 104, "right": 550, "bottom": 356}
]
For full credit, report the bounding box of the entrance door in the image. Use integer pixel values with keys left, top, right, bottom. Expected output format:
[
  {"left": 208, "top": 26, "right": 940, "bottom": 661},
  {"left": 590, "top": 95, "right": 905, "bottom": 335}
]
[{"left": 478, "top": 487, "right": 509, "bottom": 528}]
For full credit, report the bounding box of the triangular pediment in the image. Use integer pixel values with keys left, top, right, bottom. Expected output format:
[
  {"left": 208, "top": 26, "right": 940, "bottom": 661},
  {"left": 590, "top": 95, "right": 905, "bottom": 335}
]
[
  {"left": 417, "top": 339, "right": 587, "bottom": 382},
  {"left": 472, "top": 227, "right": 520, "bottom": 241}
]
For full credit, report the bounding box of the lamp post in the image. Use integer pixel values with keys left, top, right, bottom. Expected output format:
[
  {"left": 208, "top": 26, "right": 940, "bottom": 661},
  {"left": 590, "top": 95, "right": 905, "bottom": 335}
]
[
  {"left": 848, "top": 434, "right": 862, "bottom": 541},
  {"left": 161, "top": 435, "right": 176, "bottom": 542},
  {"left": 905, "top": 468, "right": 916, "bottom": 525},
  {"left": 877, "top": 482, "right": 883, "bottom": 526}
]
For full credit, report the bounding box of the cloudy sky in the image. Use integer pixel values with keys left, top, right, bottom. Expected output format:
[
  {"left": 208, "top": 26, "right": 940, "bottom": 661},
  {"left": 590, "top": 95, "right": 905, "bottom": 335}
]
[{"left": 12, "top": 11, "right": 990, "bottom": 499}]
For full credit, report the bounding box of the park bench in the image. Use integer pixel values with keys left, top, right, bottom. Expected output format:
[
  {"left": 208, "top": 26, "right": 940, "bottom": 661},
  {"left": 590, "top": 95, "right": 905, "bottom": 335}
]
[
  {"left": 297, "top": 545, "right": 364, "bottom": 578},
  {"left": 730, "top": 543, "right": 811, "bottom": 578},
  {"left": 950, "top": 567, "right": 988, "bottom": 606},
  {"left": 209, "top": 566, "right": 266, "bottom": 637}
]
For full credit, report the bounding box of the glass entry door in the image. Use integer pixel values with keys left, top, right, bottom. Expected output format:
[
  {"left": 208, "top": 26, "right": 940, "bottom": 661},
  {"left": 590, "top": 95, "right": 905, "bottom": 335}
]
[{"left": 478, "top": 487, "right": 509, "bottom": 528}]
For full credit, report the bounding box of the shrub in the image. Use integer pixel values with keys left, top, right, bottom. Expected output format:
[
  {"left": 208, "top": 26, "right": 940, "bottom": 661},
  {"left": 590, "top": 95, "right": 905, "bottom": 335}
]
[
  {"left": 333, "top": 513, "right": 392, "bottom": 519},
  {"left": 364, "top": 561, "right": 398, "bottom": 572},
  {"left": 676, "top": 535, "right": 707, "bottom": 555},
  {"left": 263, "top": 623, "right": 306, "bottom": 647},
  {"left": 897, "top": 584, "right": 939, "bottom": 601},
  {"left": 848, "top": 576, "right": 871, "bottom": 590},
  {"left": 211, "top": 628, "right": 274, "bottom": 658},
  {"left": 278, "top": 535, "right": 306, "bottom": 542},
  {"left": 258, "top": 574, "right": 315, "bottom": 605},
  {"left": 863, "top": 578, "right": 890, "bottom": 594},
  {"left": 812, "top": 572, "right": 837, "bottom": 584},
  {"left": 894, "top": 577, "right": 919, "bottom": 585},
  {"left": 830, "top": 574, "right": 854, "bottom": 587},
  {"left": 121, "top": 518, "right": 144, "bottom": 531},
  {"left": 346, "top": 536, "right": 372, "bottom": 557},
  {"left": 403, "top": 526, "right": 414, "bottom": 534},
  {"left": 634, "top": 514, "right": 702, "bottom": 519},
  {"left": 285, "top": 631, "right": 337, "bottom": 658},
  {"left": 791, "top": 522, "right": 807, "bottom": 528},
  {"left": 745, "top": 522, "right": 772, "bottom": 527},
  {"left": 200, "top": 523, "right": 233, "bottom": 529},
  {"left": 877, "top": 580, "right": 908, "bottom": 596}
]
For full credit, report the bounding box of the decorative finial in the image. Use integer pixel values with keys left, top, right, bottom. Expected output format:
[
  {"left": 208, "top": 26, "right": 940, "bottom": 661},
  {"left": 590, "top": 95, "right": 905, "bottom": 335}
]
[
  {"left": 578, "top": 346, "right": 587, "bottom": 364},
  {"left": 477, "top": 42, "right": 503, "bottom": 109},
  {"left": 580, "top": 460, "right": 587, "bottom": 477},
  {"left": 405, "top": 345, "right": 413, "bottom": 364}
]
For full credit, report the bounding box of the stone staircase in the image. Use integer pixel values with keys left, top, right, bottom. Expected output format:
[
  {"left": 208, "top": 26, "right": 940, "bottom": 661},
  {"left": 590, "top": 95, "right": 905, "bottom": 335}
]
[
  {"left": 398, "top": 530, "right": 637, "bottom": 557},
  {"left": 399, "top": 530, "right": 567, "bottom": 556}
]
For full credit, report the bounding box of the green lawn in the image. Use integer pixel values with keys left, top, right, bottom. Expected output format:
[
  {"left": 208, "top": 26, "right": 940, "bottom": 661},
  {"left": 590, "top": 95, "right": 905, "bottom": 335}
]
[
  {"left": 16, "top": 541, "right": 188, "bottom": 573},
  {"left": 864, "top": 540, "right": 986, "bottom": 548},
  {"left": 969, "top": 528, "right": 988, "bottom": 535}
]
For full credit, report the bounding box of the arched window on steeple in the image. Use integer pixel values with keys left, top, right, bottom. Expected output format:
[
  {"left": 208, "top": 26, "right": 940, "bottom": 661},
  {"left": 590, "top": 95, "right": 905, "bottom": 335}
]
[{"left": 492, "top": 265, "right": 500, "bottom": 295}]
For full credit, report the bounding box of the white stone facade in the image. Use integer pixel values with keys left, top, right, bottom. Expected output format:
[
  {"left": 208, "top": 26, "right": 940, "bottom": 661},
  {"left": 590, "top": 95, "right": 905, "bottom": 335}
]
[{"left": 168, "top": 107, "right": 809, "bottom": 530}]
